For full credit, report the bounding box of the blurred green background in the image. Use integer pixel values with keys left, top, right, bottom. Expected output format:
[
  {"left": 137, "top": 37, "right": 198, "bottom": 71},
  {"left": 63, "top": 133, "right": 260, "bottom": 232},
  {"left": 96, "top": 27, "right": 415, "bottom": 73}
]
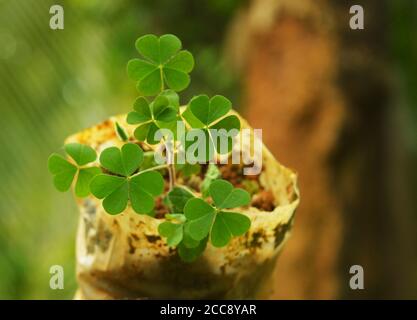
[{"left": 0, "top": 0, "right": 416, "bottom": 299}]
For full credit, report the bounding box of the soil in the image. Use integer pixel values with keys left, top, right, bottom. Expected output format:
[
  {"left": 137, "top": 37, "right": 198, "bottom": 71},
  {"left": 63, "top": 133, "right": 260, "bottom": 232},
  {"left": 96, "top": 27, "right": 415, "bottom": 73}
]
[{"left": 152, "top": 160, "right": 276, "bottom": 218}]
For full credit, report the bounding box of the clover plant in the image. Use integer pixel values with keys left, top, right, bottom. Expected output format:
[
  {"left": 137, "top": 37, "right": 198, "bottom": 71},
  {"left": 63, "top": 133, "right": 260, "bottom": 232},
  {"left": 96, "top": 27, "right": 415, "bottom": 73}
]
[{"left": 48, "top": 34, "right": 252, "bottom": 262}]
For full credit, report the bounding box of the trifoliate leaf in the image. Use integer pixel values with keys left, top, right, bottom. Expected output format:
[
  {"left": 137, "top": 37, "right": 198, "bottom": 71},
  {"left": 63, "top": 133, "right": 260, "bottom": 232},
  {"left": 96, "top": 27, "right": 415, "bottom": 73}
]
[
  {"left": 168, "top": 186, "right": 195, "bottom": 213},
  {"left": 64, "top": 143, "right": 97, "bottom": 166},
  {"left": 210, "top": 212, "right": 251, "bottom": 247},
  {"left": 90, "top": 144, "right": 164, "bottom": 215},
  {"left": 184, "top": 198, "right": 216, "bottom": 241},
  {"left": 165, "top": 51, "right": 194, "bottom": 73},
  {"left": 183, "top": 179, "right": 252, "bottom": 247},
  {"left": 127, "top": 91, "right": 179, "bottom": 144},
  {"left": 184, "top": 128, "right": 216, "bottom": 162},
  {"left": 181, "top": 107, "right": 205, "bottom": 129},
  {"left": 158, "top": 221, "right": 183, "bottom": 247},
  {"left": 185, "top": 95, "right": 240, "bottom": 156},
  {"left": 48, "top": 154, "right": 77, "bottom": 192},
  {"left": 209, "top": 115, "right": 240, "bottom": 155},
  {"left": 209, "top": 179, "right": 250, "bottom": 209},
  {"left": 48, "top": 144, "right": 100, "bottom": 197},
  {"left": 99, "top": 143, "right": 143, "bottom": 177},
  {"left": 127, "top": 34, "right": 194, "bottom": 96}
]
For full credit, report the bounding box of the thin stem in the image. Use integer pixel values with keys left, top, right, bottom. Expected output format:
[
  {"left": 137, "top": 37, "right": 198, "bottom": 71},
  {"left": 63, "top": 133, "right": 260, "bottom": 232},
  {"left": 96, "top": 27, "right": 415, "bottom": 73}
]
[
  {"left": 130, "top": 164, "right": 169, "bottom": 178},
  {"left": 159, "top": 66, "right": 164, "bottom": 92},
  {"left": 166, "top": 142, "right": 175, "bottom": 190}
]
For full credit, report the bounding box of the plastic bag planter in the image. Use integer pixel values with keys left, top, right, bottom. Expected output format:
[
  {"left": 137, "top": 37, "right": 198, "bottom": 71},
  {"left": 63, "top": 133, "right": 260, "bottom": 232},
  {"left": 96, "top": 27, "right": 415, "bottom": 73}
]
[{"left": 68, "top": 113, "right": 299, "bottom": 299}]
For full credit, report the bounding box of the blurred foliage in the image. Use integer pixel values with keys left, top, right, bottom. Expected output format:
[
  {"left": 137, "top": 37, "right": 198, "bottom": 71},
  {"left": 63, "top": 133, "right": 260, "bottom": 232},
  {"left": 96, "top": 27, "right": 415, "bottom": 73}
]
[
  {"left": 388, "top": 1, "right": 417, "bottom": 163},
  {"left": 0, "top": 0, "right": 245, "bottom": 299}
]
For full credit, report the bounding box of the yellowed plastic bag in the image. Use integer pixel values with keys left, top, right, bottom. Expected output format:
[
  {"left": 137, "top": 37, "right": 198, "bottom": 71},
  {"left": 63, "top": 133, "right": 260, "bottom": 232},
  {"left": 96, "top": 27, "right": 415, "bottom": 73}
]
[{"left": 67, "top": 113, "right": 299, "bottom": 299}]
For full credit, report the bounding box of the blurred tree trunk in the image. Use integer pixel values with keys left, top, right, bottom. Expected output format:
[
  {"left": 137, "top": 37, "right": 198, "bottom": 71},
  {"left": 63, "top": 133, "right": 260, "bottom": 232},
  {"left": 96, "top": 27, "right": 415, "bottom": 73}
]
[{"left": 226, "top": 0, "right": 416, "bottom": 298}]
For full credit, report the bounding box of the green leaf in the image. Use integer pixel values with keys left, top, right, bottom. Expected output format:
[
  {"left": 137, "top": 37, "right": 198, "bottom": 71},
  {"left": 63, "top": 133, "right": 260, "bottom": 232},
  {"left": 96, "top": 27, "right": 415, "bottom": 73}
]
[
  {"left": 136, "top": 69, "right": 162, "bottom": 96},
  {"left": 129, "top": 171, "right": 164, "bottom": 214},
  {"left": 165, "top": 51, "right": 194, "bottom": 73},
  {"left": 184, "top": 198, "right": 216, "bottom": 241},
  {"left": 209, "top": 179, "right": 250, "bottom": 209},
  {"left": 135, "top": 34, "right": 161, "bottom": 63},
  {"left": 99, "top": 143, "right": 143, "bottom": 177},
  {"left": 128, "top": 34, "right": 194, "bottom": 95},
  {"left": 182, "top": 222, "right": 200, "bottom": 248},
  {"left": 75, "top": 167, "right": 101, "bottom": 197},
  {"left": 181, "top": 107, "right": 205, "bottom": 129},
  {"left": 159, "top": 34, "right": 182, "bottom": 63},
  {"left": 127, "top": 97, "right": 152, "bottom": 124},
  {"left": 90, "top": 174, "right": 129, "bottom": 214},
  {"left": 158, "top": 221, "right": 183, "bottom": 247},
  {"left": 145, "top": 122, "right": 160, "bottom": 145},
  {"left": 129, "top": 91, "right": 180, "bottom": 144},
  {"left": 159, "top": 89, "right": 180, "bottom": 109},
  {"left": 90, "top": 174, "right": 126, "bottom": 199},
  {"left": 127, "top": 59, "right": 157, "bottom": 81},
  {"left": 188, "top": 95, "right": 232, "bottom": 126},
  {"left": 210, "top": 115, "right": 240, "bottom": 132},
  {"left": 185, "top": 128, "right": 215, "bottom": 162},
  {"left": 152, "top": 95, "right": 177, "bottom": 123},
  {"left": 211, "top": 212, "right": 251, "bottom": 247},
  {"left": 133, "top": 122, "right": 152, "bottom": 141},
  {"left": 156, "top": 106, "right": 177, "bottom": 123},
  {"left": 102, "top": 181, "right": 129, "bottom": 214},
  {"left": 168, "top": 186, "right": 195, "bottom": 213},
  {"left": 178, "top": 237, "right": 207, "bottom": 262},
  {"left": 115, "top": 122, "right": 129, "bottom": 142},
  {"left": 48, "top": 154, "right": 77, "bottom": 192},
  {"left": 48, "top": 145, "right": 100, "bottom": 197},
  {"left": 64, "top": 143, "right": 97, "bottom": 166},
  {"left": 200, "top": 164, "right": 220, "bottom": 198},
  {"left": 163, "top": 68, "right": 190, "bottom": 92},
  {"left": 185, "top": 96, "right": 239, "bottom": 156}
]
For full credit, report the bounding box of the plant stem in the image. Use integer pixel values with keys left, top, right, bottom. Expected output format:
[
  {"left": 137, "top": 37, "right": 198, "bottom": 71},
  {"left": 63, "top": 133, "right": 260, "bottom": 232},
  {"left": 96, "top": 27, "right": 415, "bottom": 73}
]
[
  {"left": 166, "top": 142, "right": 175, "bottom": 190},
  {"left": 130, "top": 164, "right": 169, "bottom": 178}
]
